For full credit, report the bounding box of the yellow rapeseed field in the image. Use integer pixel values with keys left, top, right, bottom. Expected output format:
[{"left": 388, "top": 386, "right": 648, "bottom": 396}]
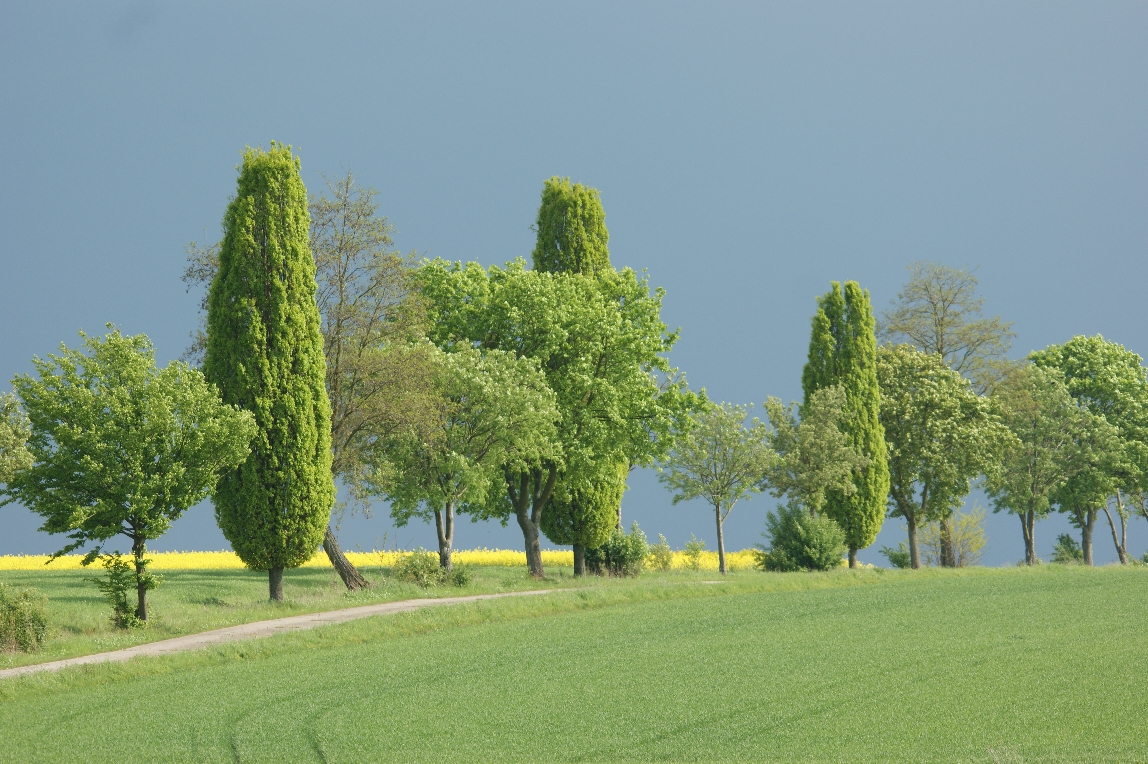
[{"left": 0, "top": 548, "right": 759, "bottom": 571}]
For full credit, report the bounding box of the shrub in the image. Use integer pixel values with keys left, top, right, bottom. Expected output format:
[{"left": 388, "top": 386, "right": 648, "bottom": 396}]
[
  {"left": 391, "top": 549, "right": 446, "bottom": 588},
  {"left": 647, "top": 534, "right": 674, "bottom": 572},
  {"left": 586, "top": 523, "right": 648, "bottom": 577},
  {"left": 0, "top": 583, "right": 48, "bottom": 652},
  {"left": 920, "top": 507, "right": 987, "bottom": 567},
  {"left": 755, "top": 504, "right": 845, "bottom": 572},
  {"left": 1051, "top": 534, "right": 1084, "bottom": 564},
  {"left": 683, "top": 533, "right": 706, "bottom": 571},
  {"left": 446, "top": 564, "right": 473, "bottom": 587},
  {"left": 86, "top": 552, "right": 157, "bottom": 629},
  {"left": 880, "top": 541, "right": 912, "bottom": 569},
  {"left": 1142, "top": 550, "right": 1148, "bottom": 565}
]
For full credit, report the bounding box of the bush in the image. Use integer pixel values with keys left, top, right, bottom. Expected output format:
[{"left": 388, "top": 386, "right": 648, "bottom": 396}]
[
  {"left": 683, "top": 533, "right": 706, "bottom": 571},
  {"left": 392, "top": 549, "right": 446, "bottom": 588},
  {"left": 755, "top": 504, "right": 845, "bottom": 572},
  {"left": 446, "top": 564, "right": 473, "bottom": 587},
  {"left": 0, "top": 583, "right": 48, "bottom": 653},
  {"left": 86, "top": 552, "right": 156, "bottom": 629},
  {"left": 1142, "top": 550, "right": 1148, "bottom": 565},
  {"left": 647, "top": 534, "right": 674, "bottom": 572},
  {"left": 1051, "top": 534, "right": 1084, "bottom": 564},
  {"left": 880, "top": 541, "right": 912, "bottom": 569},
  {"left": 586, "top": 523, "right": 648, "bottom": 577}
]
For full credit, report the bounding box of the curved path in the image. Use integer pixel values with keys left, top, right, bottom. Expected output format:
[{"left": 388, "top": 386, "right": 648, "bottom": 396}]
[{"left": 0, "top": 589, "right": 553, "bottom": 681}]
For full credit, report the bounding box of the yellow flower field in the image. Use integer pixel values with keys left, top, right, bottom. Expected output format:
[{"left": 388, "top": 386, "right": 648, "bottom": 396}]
[{"left": 0, "top": 548, "right": 761, "bottom": 571}]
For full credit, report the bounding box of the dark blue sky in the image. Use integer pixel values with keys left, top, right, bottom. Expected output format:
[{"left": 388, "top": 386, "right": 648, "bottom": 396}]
[{"left": 2, "top": 2, "right": 1145, "bottom": 565}]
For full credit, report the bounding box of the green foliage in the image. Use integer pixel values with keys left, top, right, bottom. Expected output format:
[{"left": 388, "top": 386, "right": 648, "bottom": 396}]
[
  {"left": 6, "top": 328, "right": 255, "bottom": 620},
  {"left": 647, "top": 534, "right": 674, "bottom": 572},
  {"left": 390, "top": 549, "right": 472, "bottom": 588},
  {"left": 540, "top": 460, "right": 626, "bottom": 550},
  {"left": 880, "top": 541, "right": 912, "bottom": 569},
  {"left": 988, "top": 364, "right": 1119, "bottom": 565},
  {"left": 659, "top": 402, "right": 772, "bottom": 572},
  {"left": 0, "top": 393, "right": 32, "bottom": 484},
  {"left": 86, "top": 552, "right": 158, "bottom": 629},
  {"left": 391, "top": 549, "right": 447, "bottom": 588},
  {"left": 531, "top": 177, "right": 610, "bottom": 276},
  {"left": 417, "top": 258, "right": 690, "bottom": 574},
  {"left": 756, "top": 504, "right": 846, "bottom": 572},
  {"left": 586, "top": 523, "right": 648, "bottom": 577},
  {"left": 0, "top": 583, "right": 48, "bottom": 652},
  {"left": 382, "top": 346, "right": 559, "bottom": 549},
  {"left": 204, "top": 143, "right": 336, "bottom": 578},
  {"left": 877, "top": 344, "right": 1010, "bottom": 567},
  {"left": 762, "top": 385, "right": 867, "bottom": 517},
  {"left": 801, "top": 281, "right": 890, "bottom": 558},
  {"left": 1051, "top": 534, "right": 1085, "bottom": 564},
  {"left": 683, "top": 534, "right": 706, "bottom": 570}
]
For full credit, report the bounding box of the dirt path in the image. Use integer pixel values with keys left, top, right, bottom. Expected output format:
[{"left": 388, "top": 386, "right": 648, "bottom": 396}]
[{"left": 0, "top": 589, "right": 553, "bottom": 680}]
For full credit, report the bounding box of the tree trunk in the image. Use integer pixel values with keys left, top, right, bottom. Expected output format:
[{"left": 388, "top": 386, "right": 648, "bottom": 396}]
[
  {"left": 323, "top": 525, "right": 369, "bottom": 591},
  {"left": 848, "top": 547, "right": 857, "bottom": 568},
  {"left": 1021, "top": 512, "right": 1037, "bottom": 566},
  {"left": 517, "top": 506, "right": 543, "bottom": 577},
  {"left": 133, "top": 538, "right": 148, "bottom": 622},
  {"left": 714, "top": 505, "right": 727, "bottom": 575},
  {"left": 907, "top": 512, "right": 921, "bottom": 570},
  {"left": 507, "top": 467, "right": 557, "bottom": 579},
  {"left": 573, "top": 544, "right": 585, "bottom": 576},
  {"left": 1077, "top": 508, "right": 1096, "bottom": 566},
  {"left": 1101, "top": 503, "right": 1129, "bottom": 565},
  {"left": 435, "top": 502, "right": 455, "bottom": 571},
  {"left": 269, "top": 567, "right": 284, "bottom": 601},
  {"left": 940, "top": 517, "right": 956, "bottom": 567}
]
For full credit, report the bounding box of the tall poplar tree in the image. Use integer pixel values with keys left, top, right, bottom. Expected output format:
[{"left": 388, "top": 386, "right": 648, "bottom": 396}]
[
  {"left": 531, "top": 176, "right": 626, "bottom": 574},
  {"left": 801, "top": 281, "right": 889, "bottom": 566},
  {"left": 531, "top": 176, "right": 610, "bottom": 276},
  {"left": 204, "top": 143, "right": 336, "bottom": 601}
]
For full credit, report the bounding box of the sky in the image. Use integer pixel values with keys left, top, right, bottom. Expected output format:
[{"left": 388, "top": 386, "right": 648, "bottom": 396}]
[{"left": 1, "top": 1, "right": 1146, "bottom": 566}]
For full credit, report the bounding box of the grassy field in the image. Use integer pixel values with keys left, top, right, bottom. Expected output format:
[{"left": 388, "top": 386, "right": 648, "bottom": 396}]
[{"left": 2, "top": 565, "right": 1144, "bottom": 763}]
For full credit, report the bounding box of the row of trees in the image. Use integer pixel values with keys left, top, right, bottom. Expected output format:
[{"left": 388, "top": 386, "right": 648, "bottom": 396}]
[{"left": 3, "top": 145, "right": 1145, "bottom": 626}]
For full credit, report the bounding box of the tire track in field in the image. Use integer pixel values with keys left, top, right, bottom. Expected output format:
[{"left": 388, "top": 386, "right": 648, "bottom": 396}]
[{"left": 0, "top": 589, "right": 553, "bottom": 680}]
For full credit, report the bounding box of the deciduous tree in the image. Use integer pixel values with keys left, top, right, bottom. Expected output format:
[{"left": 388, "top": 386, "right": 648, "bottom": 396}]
[
  {"left": 987, "top": 364, "right": 1118, "bottom": 565},
  {"left": 761, "top": 385, "right": 867, "bottom": 520},
  {"left": 204, "top": 143, "right": 336, "bottom": 601},
  {"left": 418, "top": 259, "right": 688, "bottom": 577},
  {"left": 531, "top": 177, "right": 610, "bottom": 276},
  {"left": 381, "top": 346, "right": 559, "bottom": 570},
  {"left": 877, "top": 345, "right": 1010, "bottom": 568},
  {"left": 4, "top": 329, "right": 254, "bottom": 621},
  {"left": 0, "top": 394, "right": 32, "bottom": 484},
  {"left": 658, "top": 402, "right": 773, "bottom": 574},
  {"left": 1030, "top": 335, "right": 1148, "bottom": 565},
  {"left": 801, "top": 281, "right": 889, "bottom": 566}
]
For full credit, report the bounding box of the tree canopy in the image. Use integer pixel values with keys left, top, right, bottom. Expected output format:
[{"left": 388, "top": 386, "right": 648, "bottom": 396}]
[
  {"left": 531, "top": 177, "right": 611, "bottom": 276},
  {"left": 877, "top": 344, "right": 1010, "bottom": 569},
  {"left": 204, "top": 143, "right": 335, "bottom": 601},
  {"left": 801, "top": 281, "right": 889, "bottom": 565},
  {"left": 0, "top": 394, "right": 32, "bottom": 484},
  {"left": 417, "top": 258, "right": 689, "bottom": 576},
  {"left": 4, "top": 329, "right": 255, "bottom": 621},
  {"left": 658, "top": 402, "right": 773, "bottom": 574}
]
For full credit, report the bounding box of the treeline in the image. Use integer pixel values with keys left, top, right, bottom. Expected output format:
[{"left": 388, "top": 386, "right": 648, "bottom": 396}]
[{"left": 2, "top": 145, "right": 1146, "bottom": 627}]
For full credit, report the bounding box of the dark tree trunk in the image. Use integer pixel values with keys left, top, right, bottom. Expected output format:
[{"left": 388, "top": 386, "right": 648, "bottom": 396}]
[
  {"left": 269, "top": 567, "right": 284, "bottom": 601},
  {"left": 848, "top": 547, "right": 857, "bottom": 568},
  {"left": 939, "top": 517, "right": 956, "bottom": 567},
  {"left": 907, "top": 512, "right": 921, "bottom": 570},
  {"left": 133, "top": 539, "right": 149, "bottom": 622},
  {"left": 573, "top": 544, "right": 586, "bottom": 576},
  {"left": 715, "top": 505, "right": 727, "bottom": 575},
  {"left": 1021, "top": 511, "right": 1037, "bottom": 566},
  {"left": 435, "top": 502, "right": 455, "bottom": 572},
  {"left": 323, "top": 525, "right": 369, "bottom": 591}
]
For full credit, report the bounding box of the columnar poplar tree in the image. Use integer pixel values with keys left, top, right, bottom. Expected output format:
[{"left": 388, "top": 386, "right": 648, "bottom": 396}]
[
  {"left": 532, "top": 176, "right": 626, "bottom": 573},
  {"left": 531, "top": 176, "right": 611, "bottom": 276},
  {"left": 801, "top": 281, "right": 889, "bottom": 566},
  {"left": 204, "top": 143, "right": 336, "bottom": 601}
]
